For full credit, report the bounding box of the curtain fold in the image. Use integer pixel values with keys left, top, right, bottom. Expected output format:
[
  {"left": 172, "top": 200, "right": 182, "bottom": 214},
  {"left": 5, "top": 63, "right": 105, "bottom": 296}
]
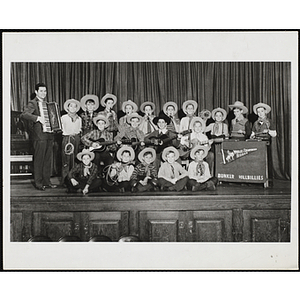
[{"left": 10, "top": 62, "right": 291, "bottom": 180}]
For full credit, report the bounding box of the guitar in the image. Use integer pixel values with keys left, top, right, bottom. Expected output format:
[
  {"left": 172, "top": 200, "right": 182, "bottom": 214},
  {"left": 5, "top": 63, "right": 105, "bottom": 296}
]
[{"left": 89, "top": 138, "right": 136, "bottom": 152}]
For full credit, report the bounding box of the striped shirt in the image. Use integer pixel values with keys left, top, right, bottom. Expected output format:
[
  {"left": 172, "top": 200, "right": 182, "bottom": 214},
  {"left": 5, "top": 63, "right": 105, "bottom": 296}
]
[{"left": 131, "top": 163, "right": 158, "bottom": 185}]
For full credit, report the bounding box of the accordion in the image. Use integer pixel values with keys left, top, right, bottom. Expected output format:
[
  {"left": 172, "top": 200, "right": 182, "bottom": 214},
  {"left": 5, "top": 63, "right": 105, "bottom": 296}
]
[{"left": 38, "top": 102, "right": 62, "bottom": 133}]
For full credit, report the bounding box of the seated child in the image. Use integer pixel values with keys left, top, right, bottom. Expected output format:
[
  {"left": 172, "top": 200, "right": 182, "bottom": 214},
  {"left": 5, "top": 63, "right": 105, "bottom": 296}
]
[
  {"left": 163, "top": 101, "right": 180, "bottom": 133},
  {"left": 103, "top": 145, "right": 135, "bottom": 192},
  {"left": 228, "top": 101, "right": 251, "bottom": 140},
  {"left": 65, "top": 149, "right": 102, "bottom": 194},
  {"left": 250, "top": 102, "right": 277, "bottom": 140},
  {"left": 119, "top": 99, "right": 138, "bottom": 127},
  {"left": 179, "top": 100, "right": 198, "bottom": 132},
  {"left": 158, "top": 146, "right": 188, "bottom": 191},
  {"left": 80, "top": 94, "right": 99, "bottom": 136},
  {"left": 205, "top": 107, "right": 229, "bottom": 139},
  {"left": 187, "top": 145, "right": 218, "bottom": 191},
  {"left": 131, "top": 147, "right": 158, "bottom": 192},
  {"left": 139, "top": 101, "right": 158, "bottom": 135}
]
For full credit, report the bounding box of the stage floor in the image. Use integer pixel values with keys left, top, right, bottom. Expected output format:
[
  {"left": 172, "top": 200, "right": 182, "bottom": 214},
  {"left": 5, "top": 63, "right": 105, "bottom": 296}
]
[{"left": 10, "top": 177, "right": 291, "bottom": 198}]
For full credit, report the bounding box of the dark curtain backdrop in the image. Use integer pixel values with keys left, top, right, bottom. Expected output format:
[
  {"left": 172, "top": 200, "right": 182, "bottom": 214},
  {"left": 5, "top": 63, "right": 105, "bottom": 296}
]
[{"left": 10, "top": 62, "right": 291, "bottom": 180}]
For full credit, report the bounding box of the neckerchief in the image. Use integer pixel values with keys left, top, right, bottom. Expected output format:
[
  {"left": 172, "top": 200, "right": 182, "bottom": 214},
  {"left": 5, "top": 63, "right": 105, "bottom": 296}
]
[
  {"left": 83, "top": 163, "right": 92, "bottom": 177},
  {"left": 196, "top": 160, "right": 205, "bottom": 176},
  {"left": 68, "top": 111, "right": 78, "bottom": 122}
]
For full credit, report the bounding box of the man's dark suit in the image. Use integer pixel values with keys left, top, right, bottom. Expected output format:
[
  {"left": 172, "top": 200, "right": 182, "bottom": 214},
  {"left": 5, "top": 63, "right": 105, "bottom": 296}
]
[{"left": 21, "top": 97, "right": 54, "bottom": 188}]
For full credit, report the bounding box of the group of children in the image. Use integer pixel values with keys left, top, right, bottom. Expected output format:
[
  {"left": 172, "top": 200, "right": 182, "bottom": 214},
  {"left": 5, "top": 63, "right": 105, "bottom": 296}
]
[{"left": 60, "top": 93, "right": 276, "bottom": 194}]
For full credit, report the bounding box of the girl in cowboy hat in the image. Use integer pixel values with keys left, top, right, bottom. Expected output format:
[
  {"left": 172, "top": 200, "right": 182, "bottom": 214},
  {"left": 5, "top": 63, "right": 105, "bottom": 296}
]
[
  {"left": 163, "top": 101, "right": 180, "bottom": 133},
  {"left": 205, "top": 107, "right": 229, "bottom": 139},
  {"left": 157, "top": 146, "right": 188, "bottom": 191},
  {"left": 102, "top": 145, "right": 135, "bottom": 193},
  {"left": 250, "top": 102, "right": 277, "bottom": 140},
  {"left": 81, "top": 115, "right": 116, "bottom": 172},
  {"left": 80, "top": 94, "right": 99, "bottom": 136},
  {"left": 187, "top": 145, "right": 218, "bottom": 191},
  {"left": 119, "top": 99, "right": 138, "bottom": 127},
  {"left": 228, "top": 101, "right": 251, "bottom": 140},
  {"left": 139, "top": 101, "right": 158, "bottom": 135},
  {"left": 65, "top": 149, "right": 102, "bottom": 194},
  {"left": 179, "top": 100, "right": 198, "bottom": 132},
  {"left": 131, "top": 147, "right": 159, "bottom": 192},
  {"left": 60, "top": 99, "right": 82, "bottom": 185}
]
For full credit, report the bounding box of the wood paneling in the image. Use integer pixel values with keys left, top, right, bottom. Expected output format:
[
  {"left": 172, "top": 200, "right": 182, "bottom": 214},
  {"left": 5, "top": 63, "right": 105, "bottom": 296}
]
[{"left": 11, "top": 212, "right": 23, "bottom": 242}]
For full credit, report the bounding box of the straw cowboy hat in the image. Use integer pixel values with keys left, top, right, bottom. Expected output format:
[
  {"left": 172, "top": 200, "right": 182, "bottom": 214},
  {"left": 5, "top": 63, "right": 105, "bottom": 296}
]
[
  {"left": 253, "top": 103, "right": 271, "bottom": 114},
  {"left": 122, "top": 100, "right": 138, "bottom": 113},
  {"left": 116, "top": 145, "right": 135, "bottom": 162},
  {"left": 161, "top": 146, "right": 180, "bottom": 162},
  {"left": 100, "top": 93, "right": 117, "bottom": 107},
  {"left": 190, "top": 145, "right": 209, "bottom": 160},
  {"left": 76, "top": 148, "right": 95, "bottom": 161},
  {"left": 138, "top": 147, "right": 156, "bottom": 163},
  {"left": 140, "top": 101, "right": 156, "bottom": 113},
  {"left": 182, "top": 100, "right": 198, "bottom": 115},
  {"left": 80, "top": 94, "right": 99, "bottom": 111},
  {"left": 163, "top": 101, "right": 178, "bottom": 115},
  {"left": 126, "top": 112, "right": 142, "bottom": 124},
  {"left": 211, "top": 107, "right": 227, "bottom": 121},
  {"left": 92, "top": 115, "right": 109, "bottom": 127},
  {"left": 189, "top": 116, "right": 206, "bottom": 132},
  {"left": 64, "top": 99, "right": 81, "bottom": 113},
  {"left": 153, "top": 113, "right": 171, "bottom": 125},
  {"left": 228, "top": 101, "right": 248, "bottom": 114}
]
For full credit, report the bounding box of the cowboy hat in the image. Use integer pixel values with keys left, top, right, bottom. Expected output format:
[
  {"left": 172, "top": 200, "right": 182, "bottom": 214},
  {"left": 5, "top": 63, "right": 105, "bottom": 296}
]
[
  {"left": 138, "top": 147, "right": 156, "bottom": 163},
  {"left": 190, "top": 116, "right": 206, "bottom": 132},
  {"left": 228, "top": 101, "right": 248, "bottom": 114},
  {"left": 153, "top": 113, "right": 171, "bottom": 125},
  {"left": 63, "top": 99, "right": 81, "bottom": 113},
  {"left": 163, "top": 101, "right": 178, "bottom": 115},
  {"left": 126, "top": 112, "right": 142, "bottom": 124},
  {"left": 92, "top": 115, "right": 109, "bottom": 127},
  {"left": 80, "top": 94, "right": 99, "bottom": 111},
  {"left": 190, "top": 145, "right": 209, "bottom": 160},
  {"left": 116, "top": 145, "right": 135, "bottom": 162},
  {"left": 182, "top": 100, "right": 198, "bottom": 115},
  {"left": 122, "top": 100, "right": 138, "bottom": 113},
  {"left": 211, "top": 107, "right": 227, "bottom": 121},
  {"left": 76, "top": 148, "right": 95, "bottom": 161},
  {"left": 100, "top": 93, "right": 117, "bottom": 107},
  {"left": 140, "top": 101, "right": 156, "bottom": 113},
  {"left": 161, "top": 146, "right": 180, "bottom": 162},
  {"left": 253, "top": 103, "right": 271, "bottom": 114}
]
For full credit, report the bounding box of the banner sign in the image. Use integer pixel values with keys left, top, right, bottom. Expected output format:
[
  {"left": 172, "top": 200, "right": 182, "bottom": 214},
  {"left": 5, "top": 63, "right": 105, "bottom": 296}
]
[{"left": 221, "top": 148, "right": 257, "bottom": 164}]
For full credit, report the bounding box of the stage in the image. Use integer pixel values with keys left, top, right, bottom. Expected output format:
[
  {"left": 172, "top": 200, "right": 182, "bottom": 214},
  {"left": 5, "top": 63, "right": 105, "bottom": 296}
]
[{"left": 10, "top": 177, "right": 291, "bottom": 243}]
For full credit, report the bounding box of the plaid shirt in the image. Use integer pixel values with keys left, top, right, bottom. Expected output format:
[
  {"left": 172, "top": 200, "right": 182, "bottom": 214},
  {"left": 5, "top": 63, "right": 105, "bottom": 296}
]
[
  {"left": 80, "top": 111, "right": 99, "bottom": 136},
  {"left": 68, "top": 162, "right": 98, "bottom": 186},
  {"left": 114, "top": 126, "right": 145, "bottom": 142},
  {"left": 131, "top": 162, "right": 158, "bottom": 185},
  {"left": 81, "top": 129, "right": 116, "bottom": 151}
]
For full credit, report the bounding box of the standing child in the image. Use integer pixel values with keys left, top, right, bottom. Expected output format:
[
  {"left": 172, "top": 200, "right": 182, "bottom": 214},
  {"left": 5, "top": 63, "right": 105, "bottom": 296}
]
[
  {"left": 205, "top": 107, "right": 229, "bottom": 139},
  {"left": 119, "top": 99, "right": 138, "bottom": 127},
  {"left": 103, "top": 145, "right": 135, "bottom": 192},
  {"left": 139, "top": 101, "right": 158, "bottom": 135},
  {"left": 187, "top": 145, "right": 218, "bottom": 191},
  {"left": 80, "top": 94, "right": 99, "bottom": 136},
  {"left": 158, "top": 146, "right": 188, "bottom": 191},
  {"left": 65, "top": 149, "right": 102, "bottom": 194},
  {"left": 61, "top": 99, "right": 82, "bottom": 185},
  {"left": 179, "top": 100, "right": 198, "bottom": 132},
  {"left": 163, "top": 101, "right": 180, "bottom": 133},
  {"left": 131, "top": 147, "right": 158, "bottom": 192}
]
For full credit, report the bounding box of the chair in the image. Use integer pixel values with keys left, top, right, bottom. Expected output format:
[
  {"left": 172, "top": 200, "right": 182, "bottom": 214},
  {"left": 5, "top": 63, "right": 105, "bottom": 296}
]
[
  {"left": 118, "top": 235, "right": 141, "bottom": 242},
  {"left": 89, "top": 235, "right": 112, "bottom": 242},
  {"left": 28, "top": 235, "right": 52, "bottom": 242},
  {"left": 58, "top": 236, "right": 82, "bottom": 242}
]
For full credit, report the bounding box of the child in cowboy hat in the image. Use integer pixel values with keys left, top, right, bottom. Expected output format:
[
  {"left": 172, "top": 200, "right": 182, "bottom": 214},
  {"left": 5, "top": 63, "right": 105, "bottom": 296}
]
[
  {"left": 65, "top": 149, "right": 102, "bottom": 194},
  {"left": 119, "top": 99, "right": 138, "bottom": 127},
  {"left": 250, "top": 102, "right": 277, "bottom": 140},
  {"left": 187, "top": 145, "right": 218, "bottom": 191},
  {"left": 205, "top": 107, "right": 229, "bottom": 139},
  {"left": 60, "top": 99, "right": 82, "bottom": 185},
  {"left": 103, "top": 145, "right": 135, "bottom": 193},
  {"left": 228, "top": 101, "right": 251, "bottom": 140},
  {"left": 158, "top": 146, "right": 188, "bottom": 191},
  {"left": 131, "top": 147, "right": 159, "bottom": 192},
  {"left": 81, "top": 115, "right": 116, "bottom": 171},
  {"left": 163, "top": 101, "right": 180, "bottom": 133},
  {"left": 98, "top": 93, "right": 119, "bottom": 136},
  {"left": 139, "top": 101, "right": 158, "bottom": 135},
  {"left": 80, "top": 94, "right": 99, "bottom": 136},
  {"left": 179, "top": 100, "right": 198, "bottom": 132}
]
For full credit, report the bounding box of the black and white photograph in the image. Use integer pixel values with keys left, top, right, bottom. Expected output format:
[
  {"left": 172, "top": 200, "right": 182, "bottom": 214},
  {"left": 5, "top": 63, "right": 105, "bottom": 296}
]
[{"left": 2, "top": 31, "right": 298, "bottom": 270}]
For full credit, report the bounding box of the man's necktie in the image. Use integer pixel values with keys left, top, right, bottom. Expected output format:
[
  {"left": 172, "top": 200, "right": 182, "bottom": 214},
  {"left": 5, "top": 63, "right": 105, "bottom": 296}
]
[
  {"left": 147, "top": 117, "right": 151, "bottom": 134},
  {"left": 170, "top": 164, "right": 175, "bottom": 179}
]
